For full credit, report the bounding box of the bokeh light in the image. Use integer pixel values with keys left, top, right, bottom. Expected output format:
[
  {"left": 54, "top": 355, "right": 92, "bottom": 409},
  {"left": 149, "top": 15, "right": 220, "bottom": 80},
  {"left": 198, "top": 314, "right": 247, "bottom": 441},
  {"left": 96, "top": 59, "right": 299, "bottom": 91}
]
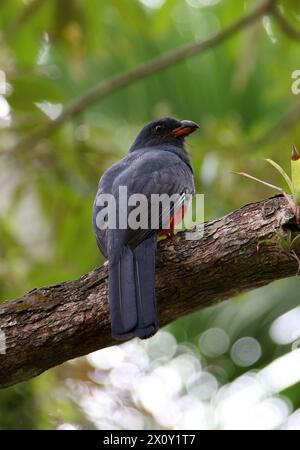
[
  {"left": 199, "top": 327, "right": 230, "bottom": 357},
  {"left": 230, "top": 337, "right": 262, "bottom": 367},
  {"left": 270, "top": 306, "right": 300, "bottom": 345},
  {"left": 64, "top": 331, "right": 300, "bottom": 430}
]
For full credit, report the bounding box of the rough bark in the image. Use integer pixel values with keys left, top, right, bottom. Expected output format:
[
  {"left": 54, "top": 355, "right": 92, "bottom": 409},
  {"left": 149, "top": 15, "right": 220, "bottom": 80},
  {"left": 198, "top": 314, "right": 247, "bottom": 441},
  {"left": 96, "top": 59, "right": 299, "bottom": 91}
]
[{"left": 0, "top": 196, "right": 299, "bottom": 389}]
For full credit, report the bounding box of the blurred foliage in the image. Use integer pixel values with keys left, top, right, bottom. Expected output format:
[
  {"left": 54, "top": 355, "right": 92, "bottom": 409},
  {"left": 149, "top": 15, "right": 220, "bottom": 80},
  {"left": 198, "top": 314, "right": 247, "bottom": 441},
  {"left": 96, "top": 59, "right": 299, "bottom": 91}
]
[{"left": 0, "top": 0, "right": 300, "bottom": 429}]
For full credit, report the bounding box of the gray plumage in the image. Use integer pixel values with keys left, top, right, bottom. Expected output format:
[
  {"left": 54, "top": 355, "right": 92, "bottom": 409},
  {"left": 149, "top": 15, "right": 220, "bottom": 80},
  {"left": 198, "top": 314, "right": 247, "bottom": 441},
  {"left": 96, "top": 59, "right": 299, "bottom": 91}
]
[{"left": 93, "top": 118, "right": 197, "bottom": 340}]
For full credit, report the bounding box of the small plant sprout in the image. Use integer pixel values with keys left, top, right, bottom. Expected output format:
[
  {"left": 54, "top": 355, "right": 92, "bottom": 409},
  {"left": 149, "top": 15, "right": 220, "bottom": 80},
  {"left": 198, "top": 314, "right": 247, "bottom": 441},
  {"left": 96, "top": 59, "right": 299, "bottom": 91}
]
[
  {"left": 235, "top": 146, "right": 300, "bottom": 222},
  {"left": 291, "top": 145, "right": 300, "bottom": 206},
  {"left": 236, "top": 147, "right": 300, "bottom": 274}
]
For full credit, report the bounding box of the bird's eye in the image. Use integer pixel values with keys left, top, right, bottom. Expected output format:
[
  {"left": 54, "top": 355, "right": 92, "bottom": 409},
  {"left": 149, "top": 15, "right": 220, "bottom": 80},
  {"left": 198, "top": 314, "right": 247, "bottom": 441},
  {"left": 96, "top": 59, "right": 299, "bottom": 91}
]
[{"left": 155, "top": 125, "right": 164, "bottom": 133}]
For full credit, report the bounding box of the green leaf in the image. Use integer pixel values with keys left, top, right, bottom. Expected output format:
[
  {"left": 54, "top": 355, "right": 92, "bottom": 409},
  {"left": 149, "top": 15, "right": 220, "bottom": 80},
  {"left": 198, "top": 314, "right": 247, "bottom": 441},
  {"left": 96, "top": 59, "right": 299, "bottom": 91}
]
[
  {"left": 265, "top": 158, "right": 294, "bottom": 195},
  {"left": 291, "top": 233, "right": 300, "bottom": 250},
  {"left": 291, "top": 145, "right": 300, "bottom": 205},
  {"left": 233, "top": 171, "right": 285, "bottom": 193}
]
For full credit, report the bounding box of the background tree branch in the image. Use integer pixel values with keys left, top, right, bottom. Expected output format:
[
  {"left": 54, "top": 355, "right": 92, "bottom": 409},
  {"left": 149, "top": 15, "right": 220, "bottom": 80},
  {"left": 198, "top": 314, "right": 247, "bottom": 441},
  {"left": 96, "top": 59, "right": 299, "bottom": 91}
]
[
  {"left": 9, "top": 0, "right": 274, "bottom": 154},
  {"left": 273, "top": 6, "right": 300, "bottom": 42},
  {"left": 2, "top": 0, "right": 49, "bottom": 41},
  {"left": 0, "top": 195, "right": 299, "bottom": 390}
]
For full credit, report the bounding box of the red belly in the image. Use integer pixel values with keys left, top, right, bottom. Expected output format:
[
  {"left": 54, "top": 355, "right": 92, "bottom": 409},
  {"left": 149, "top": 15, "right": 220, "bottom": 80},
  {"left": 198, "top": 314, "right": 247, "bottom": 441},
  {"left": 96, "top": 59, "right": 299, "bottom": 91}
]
[{"left": 158, "top": 204, "right": 187, "bottom": 238}]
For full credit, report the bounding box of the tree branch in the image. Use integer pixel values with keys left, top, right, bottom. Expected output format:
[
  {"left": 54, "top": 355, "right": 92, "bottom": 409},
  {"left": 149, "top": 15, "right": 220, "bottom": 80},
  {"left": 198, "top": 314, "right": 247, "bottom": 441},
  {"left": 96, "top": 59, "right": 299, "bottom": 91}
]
[
  {"left": 2, "top": 0, "right": 49, "bottom": 41},
  {"left": 9, "top": 0, "right": 274, "bottom": 153},
  {"left": 0, "top": 195, "right": 299, "bottom": 389},
  {"left": 273, "top": 5, "right": 300, "bottom": 42}
]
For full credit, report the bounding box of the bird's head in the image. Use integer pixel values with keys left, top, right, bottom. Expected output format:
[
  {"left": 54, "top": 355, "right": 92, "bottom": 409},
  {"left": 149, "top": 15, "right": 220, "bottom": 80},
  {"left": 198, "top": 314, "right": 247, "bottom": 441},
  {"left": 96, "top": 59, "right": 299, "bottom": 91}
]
[{"left": 130, "top": 117, "right": 199, "bottom": 152}]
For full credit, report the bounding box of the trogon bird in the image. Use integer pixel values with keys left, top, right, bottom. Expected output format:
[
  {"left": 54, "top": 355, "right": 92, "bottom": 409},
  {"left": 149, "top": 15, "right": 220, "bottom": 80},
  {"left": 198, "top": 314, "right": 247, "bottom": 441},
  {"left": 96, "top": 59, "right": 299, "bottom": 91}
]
[{"left": 93, "top": 117, "right": 198, "bottom": 341}]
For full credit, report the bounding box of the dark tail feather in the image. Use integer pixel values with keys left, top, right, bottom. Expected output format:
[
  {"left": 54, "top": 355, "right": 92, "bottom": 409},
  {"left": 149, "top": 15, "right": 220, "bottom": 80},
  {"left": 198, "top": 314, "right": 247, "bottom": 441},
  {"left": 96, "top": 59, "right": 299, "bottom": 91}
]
[
  {"left": 133, "top": 234, "right": 158, "bottom": 339},
  {"left": 109, "top": 248, "right": 137, "bottom": 340},
  {"left": 108, "top": 235, "right": 158, "bottom": 340}
]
